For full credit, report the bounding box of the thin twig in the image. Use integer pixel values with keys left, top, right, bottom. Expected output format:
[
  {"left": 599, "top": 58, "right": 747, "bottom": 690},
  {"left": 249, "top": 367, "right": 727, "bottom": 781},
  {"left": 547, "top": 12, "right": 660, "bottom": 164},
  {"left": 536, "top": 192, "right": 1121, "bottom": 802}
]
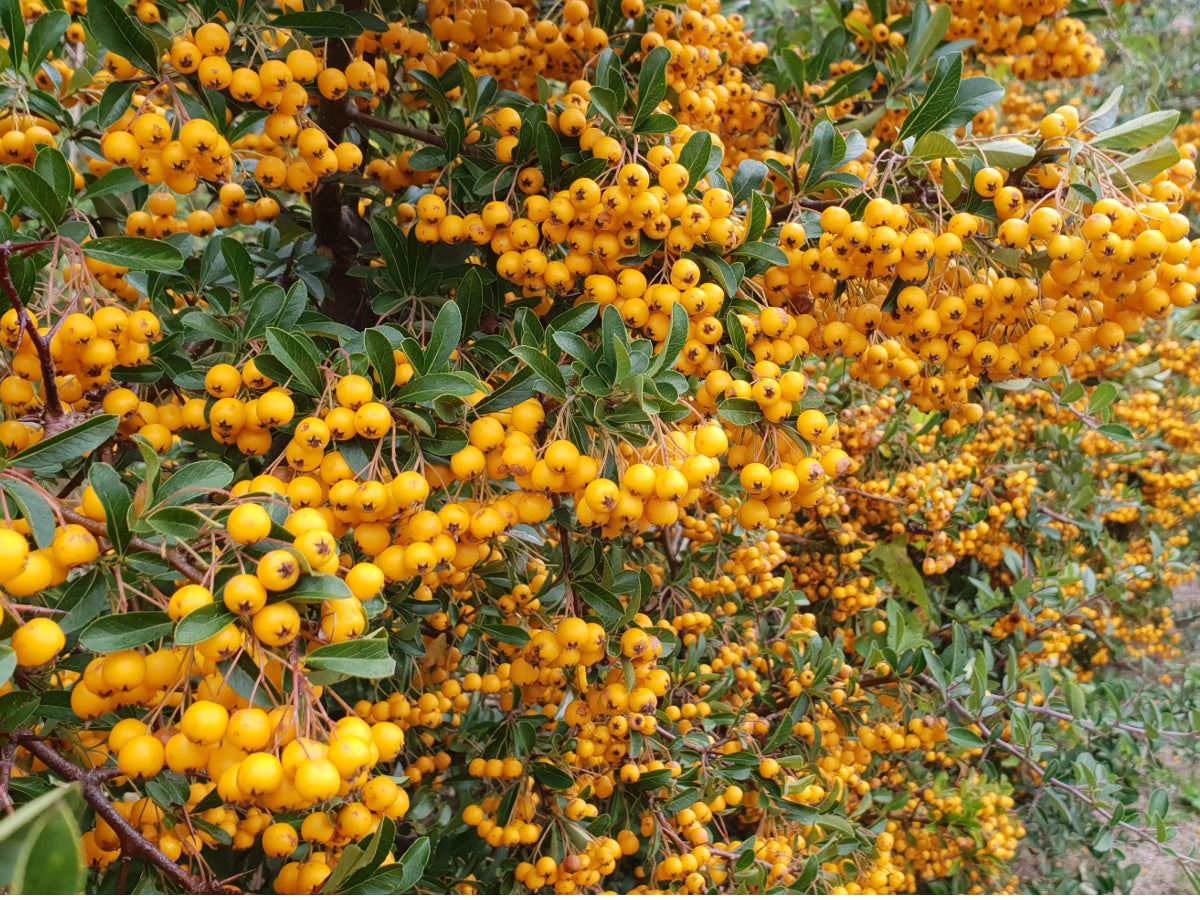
[{"left": 15, "top": 733, "right": 228, "bottom": 893}]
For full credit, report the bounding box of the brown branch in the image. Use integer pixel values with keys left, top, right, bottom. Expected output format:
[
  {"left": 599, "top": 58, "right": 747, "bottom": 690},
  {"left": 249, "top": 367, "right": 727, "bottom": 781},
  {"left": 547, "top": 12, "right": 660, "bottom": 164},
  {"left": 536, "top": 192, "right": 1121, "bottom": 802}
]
[
  {"left": 58, "top": 506, "right": 207, "bottom": 584},
  {"left": 312, "top": 0, "right": 372, "bottom": 329},
  {"left": 346, "top": 109, "right": 489, "bottom": 160},
  {"left": 0, "top": 242, "right": 64, "bottom": 428},
  {"left": 836, "top": 485, "right": 905, "bottom": 506},
  {"left": 15, "top": 733, "right": 227, "bottom": 893}
]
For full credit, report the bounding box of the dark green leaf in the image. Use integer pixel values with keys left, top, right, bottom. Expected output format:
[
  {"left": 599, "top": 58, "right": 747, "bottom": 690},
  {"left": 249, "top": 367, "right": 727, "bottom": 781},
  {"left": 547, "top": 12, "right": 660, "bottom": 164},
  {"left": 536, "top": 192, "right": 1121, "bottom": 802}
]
[
  {"left": 511, "top": 346, "right": 567, "bottom": 399},
  {"left": 633, "top": 46, "right": 672, "bottom": 130},
  {"left": 79, "top": 611, "right": 173, "bottom": 652},
  {"left": 271, "top": 11, "right": 366, "bottom": 37},
  {"left": 305, "top": 637, "right": 395, "bottom": 679},
  {"left": 86, "top": 0, "right": 160, "bottom": 72},
  {"left": 265, "top": 327, "right": 325, "bottom": 396},
  {"left": 82, "top": 237, "right": 184, "bottom": 272},
  {"left": 56, "top": 569, "right": 111, "bottom": 636},
  {"left": 364, "top": 328, "right": 398, "bottom": 398},
  {"left": 343, "top": 836, "right": 430, "bottom": 894},
  {"left": 88, "top": 463, "right": 132, "bottom": 556},
  {"left": 895, "top": 52, "right": 963, "bottom": 144},
  {"left": 79, "top": 166, "right": 144, "bottom": 203},
  {"left": 678, "top": 131, "right": 720, "bottom": 190},
  {"left": 8, "top": 414, "right": 118, "bottom": 474},
  {"left": 906, "top": 2, "right": 952, "bottom": 74},
  {"left": 157, "top": 460, "right": 234, "bottom": 508},
  {"left": 941, "top": 77, "right": 1004, "bottom": 131},
  {"left": 424, "top": 302, "right": 462, "bottom": 374},
  {"left": 1, "top": 478, "right": 56, "bottom": 549},
  {"left": 396, "top": 372, "right": 479, "bottom": 405},
  {"left": 0, "top": 0, "right": 26, "bottom": 71},
  {"left": 282, "top": 573, "right": 356, "bottom": 604},
  {"left": 529, "top": 761, "right": 575, "bottom": 791},
  {"left": 7, "top": 165, "right": 62, "bottom": 226},
  {"left": 175, "top": 605, "right": 237, "bottom": 646},
  {"left": 650, "top": 302, "right": 688, "bottom": 377},
  {"left": 26, "top": 11, "right": 69, "bottom": 75},
  {"left": 732, "top": 159, "right": 768, "bottom": 204}
]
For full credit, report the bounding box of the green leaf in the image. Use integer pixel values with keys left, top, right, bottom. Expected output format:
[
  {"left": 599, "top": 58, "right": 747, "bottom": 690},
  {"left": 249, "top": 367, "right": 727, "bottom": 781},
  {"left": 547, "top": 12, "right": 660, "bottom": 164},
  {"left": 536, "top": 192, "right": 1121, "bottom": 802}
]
[
  {"left": 480, "top": 623, "right": 530, "bottom": 644},
  {"left": 0, "top": 645, "right": 16, "bottom": 688},
  {"left": 678, "top": 131, "right": 720, "bottom": 190},
  {"left": 1, "top": 478, "right": 56, "bottom": 549},
  {"left": 1059, "top": 381, "right": 1085, "bottom": 405},
  {"left": 650, "top": 303, "right": 689, "bottom": 377},
  {"left": 282, "top": 573, "right": 356, "bottom": 604},
  {"left": 588, "top": 86, "right": 622, "bottom": 125},
  {"left": 56, "top": 569, "right": 111, "bottom": 636},
  {"left": 343, "top": 836, "right": 430, "bottom": 894},
  {"left": 633, "top": 46, "right": 672, "bottom": 130},
  {"left": 802, "top": 121, "right": 839, "bottom": 192},
  {"left": 364, "top": 328, "right": 398, "bottom": 398},
  {"left": 86, "top": 0, "right": 160, "bottom": 73},
  {"left": 271, "top": 10, "right": 366, "bottom": 37},
  {"left": 0, "top": 785, "right": 85, "bottom": 894},
  {"left": 534, "top": 121, "right": 563, "bottom": 179},
  {"left": 1097, "top": 423, "right": 1136, "bottom": 443},
  {"left": 424, "top": 302, "right": 462, "bottom": 374},
  {"left": 265, "top": 327, "right": 325, "bottom": 396},
  {"left": 8, "top": 414, "right": 118, "bottom": 474},
  {"left": 941, "top": 77, "right": 1005, "bottom": 131},
  {"left": 1121, "top": 137, "right": 1181, "bottom": 184},
  {"left": 456, "top": 267, "right": 486, "bottom": 335},
  {"left": 79, "top": 611, "right": 173, "bottom": 652},
  {"left": 530, "top": 761, "right": 576, "bottom": 791},
  {"left": 82, "top": 237, "right": 184, "bottom": 272},
  {"left": 1091, "top": 109, "right": 1179, "bottom": 151},
  {"left": 472, "top": 367, "right": 542, "bottom": 416},
  {"left": 911, "top": 132, "right": 963, "bottom": 161},
  {"left": 7, "top": 165, "right": 63, "bottom": 227},
  {"left": 734, "top": 241, "right": 790, "bottom": 267},
  {"left": 79, "top": 166, "right": 144, "bottom": 203},
  {"left": 511, "top": 346, "right": 567, "bottom": 399},
  {"left": 870, "top": 536, "right": 931, "bottom": 619},
  {"left": 322, "top": 817, "right": 397, "bottom": 895},
  {"left": 906, "top": 2, "right": 952, "bottom": 74},
  {"left": 34, "top": 146, "right": 72, "bottom": 205},
  {"left": 633, "top": 113, "right": 677, "bottom": 135},
  {"left": 1088, "top": 382, "right": 1117, "bottom": 416},
  {"left": 732, "top": 159, "right": 768, "bottom": 204},
  {"left": 157, "top": 460, "right": 234, "bottom": 507},
  {"left": 745, "top": 192, "right": 769, "bottom": 244},
  {"left": 96, "top": 81, "right": 138, "bottom": 130},
  {"left": 26, "top": 11, "right": 69, "bottom": 75},
  {"left": 0, "top": 0, "right": 26, "bottom": 71},
  {"left": 895, "top": 52, "right": 963, "bottom": 144},
  {"left": 975, "top": 139, "right": 1036, "bottom": 169},
  {"left": 395, "top": 372, "right": 480, "bottom": 405},
  {"left": 305, "top": 637, "right": 395, "bottom": 679},
  {"left": 821, "top": 65, "right": 877, "bottom": 106},
  {"left": 145, "top": 772, "right": 191, "bottom": 811},
  {"left": 88, "top": 463, "right": 132, "bottom": 556},
  {"left": 718, "top": 397, "right": 763, "bottom": 427},
  {"left": 946, "top": 727, "right": 986, "bottom": 749},
  {"left": 175, "top": 605, "right": 237, "bottom": 646}
]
